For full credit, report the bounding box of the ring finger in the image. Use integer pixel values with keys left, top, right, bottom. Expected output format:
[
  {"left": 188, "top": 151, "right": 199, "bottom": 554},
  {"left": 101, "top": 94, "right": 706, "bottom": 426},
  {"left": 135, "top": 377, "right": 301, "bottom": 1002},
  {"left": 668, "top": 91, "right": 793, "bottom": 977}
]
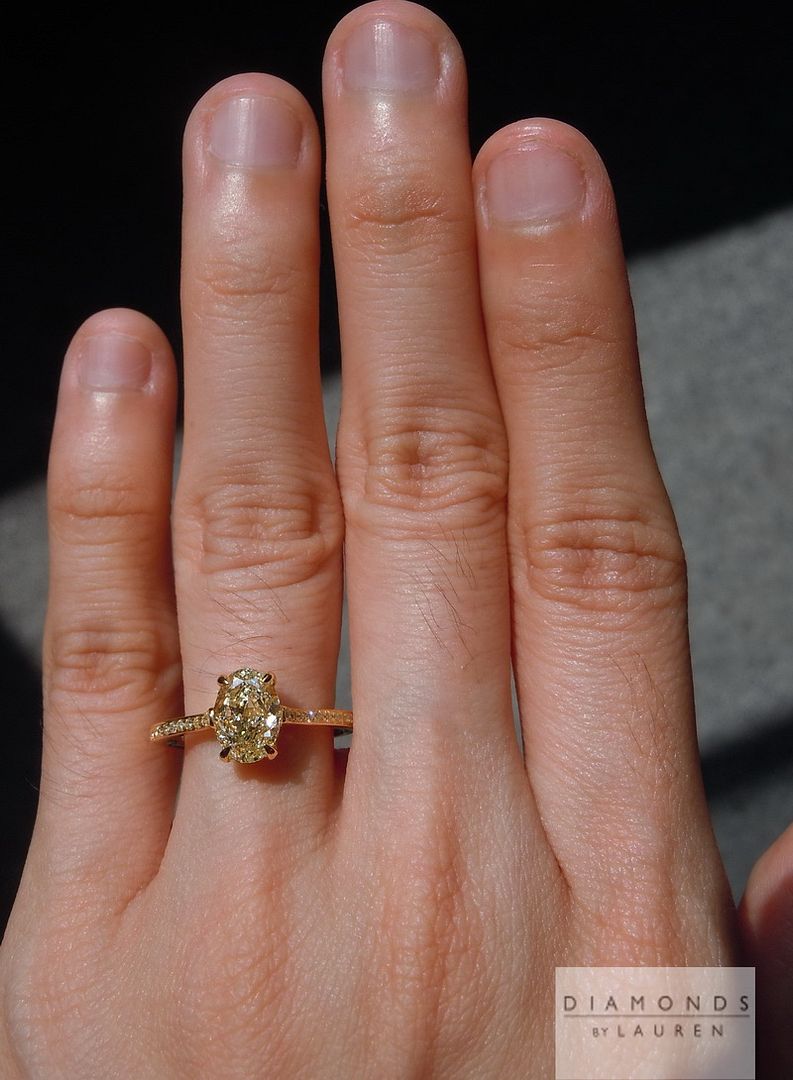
[{"left": 170, "top": 75, "right": 344, "bottom": 856}]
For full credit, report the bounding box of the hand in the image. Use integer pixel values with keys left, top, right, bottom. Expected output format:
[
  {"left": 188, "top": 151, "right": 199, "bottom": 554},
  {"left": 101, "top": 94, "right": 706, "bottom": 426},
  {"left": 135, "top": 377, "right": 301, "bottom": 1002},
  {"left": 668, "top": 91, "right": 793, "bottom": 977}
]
[{"left": 1, "top": 3, "right": 747, "bottom": 1076}]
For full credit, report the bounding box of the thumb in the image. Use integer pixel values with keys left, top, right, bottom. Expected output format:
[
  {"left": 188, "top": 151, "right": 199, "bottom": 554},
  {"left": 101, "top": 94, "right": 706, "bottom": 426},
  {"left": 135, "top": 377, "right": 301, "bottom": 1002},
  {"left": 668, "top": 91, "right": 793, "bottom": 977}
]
[{"left": 739, "top": 821, "right": 793, "bottom": 1077}]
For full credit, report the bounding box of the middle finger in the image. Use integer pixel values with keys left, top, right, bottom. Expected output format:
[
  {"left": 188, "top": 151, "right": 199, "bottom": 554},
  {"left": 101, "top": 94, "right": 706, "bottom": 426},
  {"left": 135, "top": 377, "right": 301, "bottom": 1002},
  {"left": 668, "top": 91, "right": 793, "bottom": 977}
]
[{"left": 324, "top": 2, "right": 527, "bottom": 820}]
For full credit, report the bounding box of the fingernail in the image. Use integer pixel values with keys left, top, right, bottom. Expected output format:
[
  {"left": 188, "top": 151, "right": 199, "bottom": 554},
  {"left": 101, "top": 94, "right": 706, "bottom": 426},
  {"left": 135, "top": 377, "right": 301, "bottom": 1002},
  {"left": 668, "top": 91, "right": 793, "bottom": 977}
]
[
  {"left": 78, "top": 334, "right": 152, "bottom": 392},
  {"left": 484, "top": 142, "right": 586, "bottom": 226},
  {"left": 342, "top": 19, "right": 439, "bottom": 93},
  {"left": 209, "top": 95, "right": 302, "bottom": 168}
]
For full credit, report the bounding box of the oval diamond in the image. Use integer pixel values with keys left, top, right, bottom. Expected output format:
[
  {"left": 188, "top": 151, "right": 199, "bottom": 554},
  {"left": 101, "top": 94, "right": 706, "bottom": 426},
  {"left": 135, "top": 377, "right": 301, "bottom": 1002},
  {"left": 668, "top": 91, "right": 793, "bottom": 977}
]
[{"left": 212, "top": 668, "right": 283, "bottom": 763}]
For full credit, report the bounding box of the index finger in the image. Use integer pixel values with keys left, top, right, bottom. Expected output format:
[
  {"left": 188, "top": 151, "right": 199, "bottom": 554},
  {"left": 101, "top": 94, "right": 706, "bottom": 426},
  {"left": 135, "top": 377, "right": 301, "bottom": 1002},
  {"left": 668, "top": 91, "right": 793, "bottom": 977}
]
[{"left": 474, "top": 119, "right": 729, "bottom": 911}]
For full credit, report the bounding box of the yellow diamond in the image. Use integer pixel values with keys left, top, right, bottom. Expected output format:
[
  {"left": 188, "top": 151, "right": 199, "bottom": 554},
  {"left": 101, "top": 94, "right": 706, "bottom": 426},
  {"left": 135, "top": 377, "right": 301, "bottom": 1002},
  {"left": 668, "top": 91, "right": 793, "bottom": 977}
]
[{"left": 212, "top": 668, "right": 283, "bottom": 764}]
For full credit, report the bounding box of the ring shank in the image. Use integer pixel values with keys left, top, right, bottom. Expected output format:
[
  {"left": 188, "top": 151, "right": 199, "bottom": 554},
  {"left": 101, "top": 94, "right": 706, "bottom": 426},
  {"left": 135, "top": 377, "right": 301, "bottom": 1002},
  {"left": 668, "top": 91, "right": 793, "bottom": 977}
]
[
  {"left": 149, "top": 713, "right": 213, "bottom": 743},
  {"left": 149, "top": 706, "right": 353, "bottom": 744},
  {"left": 281, "top": 706, "right": 353, "bottom": 728}
]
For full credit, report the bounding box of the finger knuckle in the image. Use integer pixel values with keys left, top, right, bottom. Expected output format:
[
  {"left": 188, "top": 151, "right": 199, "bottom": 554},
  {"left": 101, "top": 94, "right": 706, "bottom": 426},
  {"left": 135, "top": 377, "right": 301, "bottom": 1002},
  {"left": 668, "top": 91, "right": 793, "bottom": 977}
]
[
  {"left": 175, "top": 473, "right": 344, "bottom": 591},
  {"left": 342, "top": 164, "right": 464, "bottom": 256},
  {"left": 194, "top": 237, "right": 307, "bottom": 319},
  {"left": 339, "top": 412, "right": 508, "bottom": 534},
  {"left": 45, "top": 617, "right": 173, "bottom": 708},
  {"left": 49, "top": 475, "right": 160, "bottom": 546},
  {"left": 516, "top": 507, "right": 687, "bottom": 618},
  {"left": 495, "top": 291, "right": 628, "bottom": 377}
]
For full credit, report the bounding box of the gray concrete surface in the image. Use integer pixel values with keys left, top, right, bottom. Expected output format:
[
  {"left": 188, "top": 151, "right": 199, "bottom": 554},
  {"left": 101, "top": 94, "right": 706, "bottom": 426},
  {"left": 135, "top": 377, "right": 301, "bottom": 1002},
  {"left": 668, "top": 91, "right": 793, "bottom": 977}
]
[{"left": 1, "top": 206, "right": 791, "bottom": 898}]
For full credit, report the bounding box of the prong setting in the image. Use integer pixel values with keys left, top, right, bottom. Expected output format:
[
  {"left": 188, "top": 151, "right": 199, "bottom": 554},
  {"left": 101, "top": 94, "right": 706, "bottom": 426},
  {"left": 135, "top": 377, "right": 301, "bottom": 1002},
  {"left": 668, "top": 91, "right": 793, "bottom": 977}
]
[{"left": 212, "top": 668, "right": 283, "bottom": 764}]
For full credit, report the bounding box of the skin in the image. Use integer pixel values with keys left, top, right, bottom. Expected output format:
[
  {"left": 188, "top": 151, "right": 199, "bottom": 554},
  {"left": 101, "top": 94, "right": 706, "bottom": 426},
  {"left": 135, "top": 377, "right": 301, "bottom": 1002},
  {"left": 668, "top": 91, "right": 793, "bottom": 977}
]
[{"left": 1, "top": 2, "right": 788, "bottom": 1076}]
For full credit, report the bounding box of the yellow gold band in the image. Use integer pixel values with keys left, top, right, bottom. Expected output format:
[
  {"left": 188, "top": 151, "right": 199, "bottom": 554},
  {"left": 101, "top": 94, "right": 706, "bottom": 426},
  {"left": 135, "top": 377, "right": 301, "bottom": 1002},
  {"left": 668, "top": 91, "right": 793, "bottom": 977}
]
[{"left": 149, "top": 706, "right": 353, "bottom": 742}]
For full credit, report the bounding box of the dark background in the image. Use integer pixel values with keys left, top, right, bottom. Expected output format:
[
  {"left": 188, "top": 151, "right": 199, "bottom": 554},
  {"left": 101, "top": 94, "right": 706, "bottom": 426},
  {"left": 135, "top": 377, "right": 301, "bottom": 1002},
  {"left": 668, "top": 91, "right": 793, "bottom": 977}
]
[{"left": 2, "top": 6, "right": 791, "bottom": 924}]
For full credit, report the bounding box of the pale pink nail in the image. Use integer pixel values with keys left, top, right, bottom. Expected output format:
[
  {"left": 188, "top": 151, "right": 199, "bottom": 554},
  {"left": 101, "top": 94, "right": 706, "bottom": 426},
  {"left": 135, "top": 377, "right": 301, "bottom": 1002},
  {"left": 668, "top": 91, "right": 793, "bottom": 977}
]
[
  {"left": 342, "top": 19, "right": 438, "bottom": 93},
  {"left": 209, "top": 96, "right": 302, "bottom": 168},
  {"left": 78, "top": 335, "right": 152, "bottom": 392},
  {"left": 484, "top": 143, "right": 586, "bottom": 226}
]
